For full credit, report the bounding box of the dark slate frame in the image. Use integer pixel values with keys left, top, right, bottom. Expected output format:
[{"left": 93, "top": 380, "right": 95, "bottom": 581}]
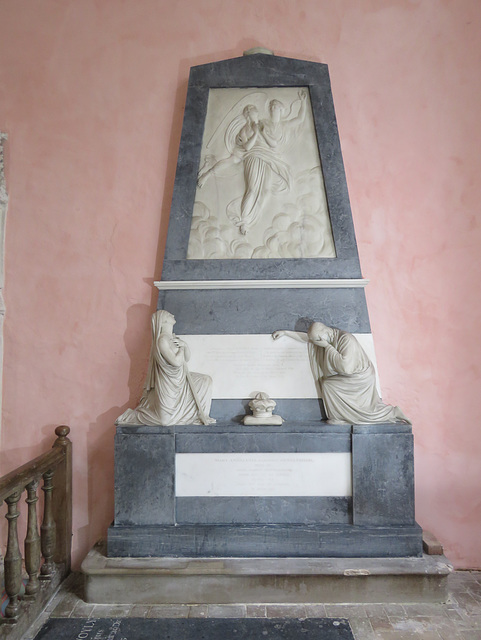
[{"left": 162, "top": 54, "right": 362, "bottom": 281}]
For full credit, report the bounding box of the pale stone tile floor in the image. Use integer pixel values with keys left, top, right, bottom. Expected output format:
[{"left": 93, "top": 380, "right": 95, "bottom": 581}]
[{"left": 20, "top": 570, "right": 481, "bottom": 640}]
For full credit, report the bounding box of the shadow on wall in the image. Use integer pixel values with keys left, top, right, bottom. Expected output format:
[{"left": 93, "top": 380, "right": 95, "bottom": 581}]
[
  {"left": 84, "top": 406, "right": 118, "bottom": 563},
  {"left": 81, "top": 303, "right": 153, "bottom": 562},
  {"left": 122, "top": 303, "right": 152, "bottom": 410}
]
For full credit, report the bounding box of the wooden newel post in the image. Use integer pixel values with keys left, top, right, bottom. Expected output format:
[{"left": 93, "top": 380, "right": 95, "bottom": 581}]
[
  {"left": 40, "top": 469, "right": 56, "bottom": 579},
  {"left": 25, "top": 479, "right": 41, "bottom": 596},
  {"left": 4, "top": 491, "right": 22, "bottom": 618},
  {"left": 52, "top": 425, "right": 72, "bottom": 573}
]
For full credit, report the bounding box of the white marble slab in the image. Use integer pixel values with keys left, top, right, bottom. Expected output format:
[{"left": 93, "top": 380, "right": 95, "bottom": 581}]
[
  {"left": 175, "top": 452, "right": 352, "bottom": 497},
  {"left": 183, "top": 333, "right": 381, "bottom": 399},
  {"left": 155, "top": 278, "right": 370, "bottom": 290}
]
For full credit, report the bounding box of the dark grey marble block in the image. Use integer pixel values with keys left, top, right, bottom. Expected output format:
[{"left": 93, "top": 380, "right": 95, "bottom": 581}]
[
  {"left": 108, "top": 523, "right": 423, "bottom": 558},
  {"left": 115, "top": 422, "right": 353, "bottom": 435},
  {"left": 114, "top": 433, "right": 175, "bottom": 525},
  {"left": 352, "top": 432, "right": 415, "bottom": 526},
  {"left": 175, "top": 431, "right": 351, "bottom": 453},
  {"left": 157, "top": 287, "right": 371, "bottom": 334},
  {"left": 176, "top": 496, "right": 351, "bottom": 525}
]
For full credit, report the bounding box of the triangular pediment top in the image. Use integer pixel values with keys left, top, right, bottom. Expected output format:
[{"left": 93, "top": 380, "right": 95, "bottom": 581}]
[{"left": 189, "top": 52, "right": 329, "bottom": 87}]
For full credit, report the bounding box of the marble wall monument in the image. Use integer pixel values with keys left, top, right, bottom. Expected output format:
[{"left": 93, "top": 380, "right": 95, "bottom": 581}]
[{"left": 108, "top": 51, "right": 422, "bottom": 559}]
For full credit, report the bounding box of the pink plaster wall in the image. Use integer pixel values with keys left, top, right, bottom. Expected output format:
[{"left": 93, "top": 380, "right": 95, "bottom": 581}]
[{"left": 0, "top": 0, "right": 480, "bottom": 569}]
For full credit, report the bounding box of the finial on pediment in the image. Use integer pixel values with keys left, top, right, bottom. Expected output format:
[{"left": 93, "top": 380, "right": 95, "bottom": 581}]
[{"left": 243, "top": 47, "right": 274, "bottom": 56}]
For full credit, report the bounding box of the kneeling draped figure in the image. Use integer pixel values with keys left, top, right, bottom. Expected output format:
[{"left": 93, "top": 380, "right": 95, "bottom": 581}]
[
  {"left": 116, "top": 310, "right": 215, "bottom": 426},
  {"left": 272, "top": 322, "right": 409, "bottom": 425}
]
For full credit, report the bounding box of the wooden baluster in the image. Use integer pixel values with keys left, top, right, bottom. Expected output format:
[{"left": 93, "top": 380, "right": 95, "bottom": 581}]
[
  {"left": 40, "top": 470, "right": 56, "bottom": 579},
  {"left": 25, "top": 479, "right": 41, "bottom": 596},
  {"left": 4, "top": 491, "right": 22, "bottom": 618},
  {"left": 52, "top": 425, "right": 72, "bottom": 573}
]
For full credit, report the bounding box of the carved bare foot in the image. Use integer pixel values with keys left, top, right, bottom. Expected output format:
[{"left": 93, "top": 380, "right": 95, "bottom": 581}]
[
  {"left": 239, "top": 224, "right": 247, "bottom": 235},
  {"left": 197, "top": 155, "right": 216, "bottom": 188},
  {"left": 197, "top": 172, "right": 209, "bottom": 188}
]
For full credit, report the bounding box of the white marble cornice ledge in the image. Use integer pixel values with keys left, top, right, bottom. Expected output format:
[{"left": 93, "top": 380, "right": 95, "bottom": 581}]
[{"left": 154, "top": 279, "right": 370, "bottom": 290}]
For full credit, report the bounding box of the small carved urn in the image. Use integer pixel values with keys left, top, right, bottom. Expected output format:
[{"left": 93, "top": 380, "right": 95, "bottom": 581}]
[{"left": 243, "top": 392, "right": 283, "bottom": 425}]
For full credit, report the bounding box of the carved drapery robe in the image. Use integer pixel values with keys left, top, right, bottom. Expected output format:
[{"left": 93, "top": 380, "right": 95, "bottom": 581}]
[
  {"left": 116, "top": 312, "right": 213, "bottom": 426},
  {"left": 308, "top": 329, "right": 409, "bottom": 425}
]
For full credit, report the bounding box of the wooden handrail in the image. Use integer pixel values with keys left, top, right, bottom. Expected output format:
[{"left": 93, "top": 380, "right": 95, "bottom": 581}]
[
  {"left": 0, "top": 425, "right": 72, "bottom": 627},
  {"left": 0, "top": 449, "right": 65, "bottom": 504}
]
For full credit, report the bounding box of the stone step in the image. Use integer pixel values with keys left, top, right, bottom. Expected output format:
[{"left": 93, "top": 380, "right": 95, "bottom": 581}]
[{"left": 81, "top": 540, "right": 453, "bottom": 605}]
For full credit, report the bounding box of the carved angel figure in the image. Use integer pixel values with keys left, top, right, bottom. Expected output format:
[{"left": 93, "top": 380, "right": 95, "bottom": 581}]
[
  {"left": 197, "top": 90, "right": 308, "bottom": 235},
  {"left": 116, "top": 310, "right": 215, "bottom": 426}
]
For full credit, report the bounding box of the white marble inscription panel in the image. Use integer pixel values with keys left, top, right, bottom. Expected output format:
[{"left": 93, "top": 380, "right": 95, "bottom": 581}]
[
  {"left": 184, "top": 334, "right": 381, "bottom": 399},
  {"left": 187, "top": 87, "right": 335, "bottom": 260},
  {"left": 175, "top": 452, "right": 352, "bottom": 497}
]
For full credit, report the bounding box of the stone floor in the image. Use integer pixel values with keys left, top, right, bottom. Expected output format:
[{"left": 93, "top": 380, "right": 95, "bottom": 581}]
[{"left": 20, "top": 570, "right": 481, "bottom": 640}]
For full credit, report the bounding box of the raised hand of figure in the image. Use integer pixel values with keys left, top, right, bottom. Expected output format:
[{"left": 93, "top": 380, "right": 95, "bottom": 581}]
[
  {"left": 172, "top": 337, "right": 184, "bottom": 349},
  {"left": 298, "top": 88, "right": 308, "bottom": 101},
  {"left": 272, "top": 330, "right": 286, "bottom": 340}
]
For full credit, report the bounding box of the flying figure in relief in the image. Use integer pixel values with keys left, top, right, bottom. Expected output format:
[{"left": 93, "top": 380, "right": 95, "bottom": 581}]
[{"left": 197, "top": 89, "right": 308, "bottom": 235}]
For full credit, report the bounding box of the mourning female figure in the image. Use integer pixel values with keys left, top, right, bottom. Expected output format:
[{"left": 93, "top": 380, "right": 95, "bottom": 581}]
[
  {"left": 272, "top": 322, "right": 409, "bottom": 425},
  {"left": 116, "top": 310, "right": 215, "bottom": 426}
]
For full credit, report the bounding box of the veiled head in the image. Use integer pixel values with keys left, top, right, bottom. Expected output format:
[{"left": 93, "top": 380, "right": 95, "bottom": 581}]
[{"left": 153, "top": 310, "right": 176, "bottom": 334}]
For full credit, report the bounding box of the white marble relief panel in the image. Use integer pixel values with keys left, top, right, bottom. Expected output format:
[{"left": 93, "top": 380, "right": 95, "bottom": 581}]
[{"left": 187, "top": 87, "right": 336, "bottom": 260}]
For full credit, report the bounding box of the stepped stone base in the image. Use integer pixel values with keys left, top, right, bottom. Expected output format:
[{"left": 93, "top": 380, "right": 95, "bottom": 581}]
[
  {"left": 108, "top": 523, "right": 423, "bottom": 558},
  {"left": 81, "top": 541, "right": 453, "bottom": 605}
]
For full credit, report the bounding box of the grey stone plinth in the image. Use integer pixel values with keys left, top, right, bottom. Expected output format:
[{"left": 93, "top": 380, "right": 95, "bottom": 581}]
[
  {"left": 352, "top": 428, "right": 415, "bottom": 526},
  {"left": 82, "top": 540, "right": 453, "bottom": 605},
  {"left": 115, "top": 433, "right": 175, "bottom": 525},
  {"left": 111, "top": 422, "right": 422, "bottom": 558},
  {"left": 107, "top": 523, "right": 423, "bottom": 558}
]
